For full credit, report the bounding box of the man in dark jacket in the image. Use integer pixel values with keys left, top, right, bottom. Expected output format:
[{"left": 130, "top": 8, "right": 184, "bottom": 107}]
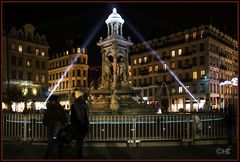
[
  {"left": 70, "top": 90, "right": 89, "bottom": 158},
  {"left": 43, "top": 95, "right": 67, "bottom": 159}
]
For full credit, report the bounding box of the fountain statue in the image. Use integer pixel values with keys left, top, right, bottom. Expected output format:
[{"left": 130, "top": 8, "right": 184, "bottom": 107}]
[{"left": 89, "top": 8, "right": 157, "bottom": 115}]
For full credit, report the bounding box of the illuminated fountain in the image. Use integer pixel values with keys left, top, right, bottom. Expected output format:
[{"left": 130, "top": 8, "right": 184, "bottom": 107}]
[
  {"left": 89, "top": 8, "right": 156, "bottom": 114},
  {"left": 45, "top": 7, "right": 201, "bottom": 114}
]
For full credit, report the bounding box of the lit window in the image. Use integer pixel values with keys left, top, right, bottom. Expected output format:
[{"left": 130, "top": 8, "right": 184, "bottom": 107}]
[
  {"left": 22, "top": 88, "right": 28, "bottom": 96},
  {"left": 77, "top": 48, "right": 81, "bottom": 53},
  {"left": 36, "top": 49, "right": 39, "bottom": 55},
  {"left": 155, "top": 65, "right": 159, "bottom": 72},
  {"left": 18, "top": 45, "right": 23, "bottom": 52},
  {"left": 66, "top": 50, "right": 69, "bottom": 55},
  {"left": 192, "top": 32, "right": 197, "bottom": 39},
  {"left": 32, "top": 88, "right": 37, "bottom": 96},
  {"left": 185, "top": 34, "right": 189, "bottom": 41},
  {"left": 163, "top": 64, "right": 167, "bottom": 71},
  {"left": 178, "top": 49, "right": 182, "bottom": 55},
  {"left": 171, "top": 50, "right": 175, "bottom": 57},
  {"left": 149, "top": 66, "right": 153, "bottom": 73},
  {"left": 193, "top": 71, "right": 198, "bottom": 79},
  {"left": 134, "top": 59, "right": 137, "bottom": 64},
  {"left": 139, "top": 58, "right": 142, "bottom": 64},
  {"left": 27, "top": 60, "right": 31, "bottom": 67},
  {"left": 201, "top": 70, "right": 205, "bottom": 77},
  {"left": 179, "top": 86, "right": 183, "bottom": 93},
  {"left": 144, "top": 56, "right": 148, "bottom": 63},
  {"left": 171, "top": 62, "right": 176, "bottom": 69},
  {"left": 200, "top": 30, "right": 204, "bottom": 38},
  {"left": 41, "top": 51, "right": 45, "bottom": 56}
]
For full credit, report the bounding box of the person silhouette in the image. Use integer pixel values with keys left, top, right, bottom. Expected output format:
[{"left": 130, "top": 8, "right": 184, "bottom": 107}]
[
  {"left": 43, "top": 95, "right": 67, "bottom": 159},
  {"left": 70, "top": 91, "right": 89, "bottom": 158}
]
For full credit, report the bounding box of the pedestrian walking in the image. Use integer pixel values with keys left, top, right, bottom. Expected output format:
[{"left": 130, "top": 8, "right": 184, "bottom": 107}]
[
  {"left": 70, "top": 90, "right": 89, "bottom": 158},
  {"left": 43, "top": 95, "right": 67, "bottom": 159}
]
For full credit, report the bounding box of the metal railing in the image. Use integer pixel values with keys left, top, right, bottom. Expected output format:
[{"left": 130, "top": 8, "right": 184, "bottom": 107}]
[{"left": 2, "top": 113, "right": 228, "bottom": 143}]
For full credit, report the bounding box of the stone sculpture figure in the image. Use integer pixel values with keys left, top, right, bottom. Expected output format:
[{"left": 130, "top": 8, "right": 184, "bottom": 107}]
[
  {"left": 118, "top": 57, "right": 127, "bottom": 82},
  {"left": 103, "top": 57, "right": 113, "bottom": 83}
]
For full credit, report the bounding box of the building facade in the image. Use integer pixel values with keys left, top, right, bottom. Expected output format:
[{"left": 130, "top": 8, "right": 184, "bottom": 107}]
[
  {"left": 130, "top": 25, "right": 238, "bottom": 112},
  {"left": 2, "top": 24, "right": 49, "bottom": 111},
  {"left": 48, "top": 46, "right": 89, "bottom": 109}
]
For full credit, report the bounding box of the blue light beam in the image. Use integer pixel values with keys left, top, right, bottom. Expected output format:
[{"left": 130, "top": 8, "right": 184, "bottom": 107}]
[
  {"left": 45, "top": 16, "right": 106, "bottom": 104},
  {"left": 126, "top": 20, "right": 199, "bottom": 104}
]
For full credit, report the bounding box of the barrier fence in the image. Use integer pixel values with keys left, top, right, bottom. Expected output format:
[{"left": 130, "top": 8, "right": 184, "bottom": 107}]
[{"left": 2, "top": 113, "right": 228, "bottom": 143}]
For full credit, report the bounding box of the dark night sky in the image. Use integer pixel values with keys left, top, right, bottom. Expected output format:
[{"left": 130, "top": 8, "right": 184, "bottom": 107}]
[{"left": 3, "top": 2, "right": 238, "bottom": 80}]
